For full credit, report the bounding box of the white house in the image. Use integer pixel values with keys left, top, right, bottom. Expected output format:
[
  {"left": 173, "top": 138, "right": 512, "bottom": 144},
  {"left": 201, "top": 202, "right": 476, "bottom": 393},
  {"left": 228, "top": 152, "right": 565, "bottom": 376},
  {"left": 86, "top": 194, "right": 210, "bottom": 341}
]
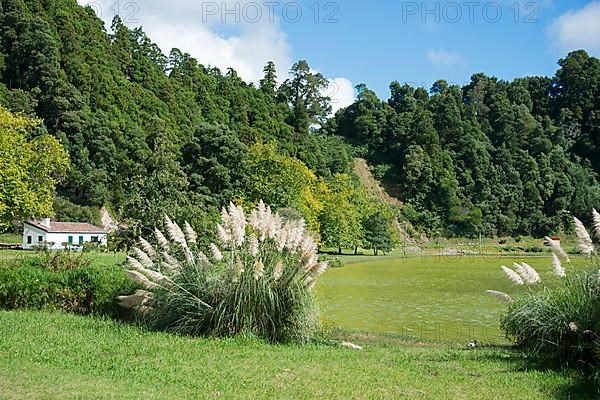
[{"left": 23, "top": 218, "right": 108, "bottom": 250}]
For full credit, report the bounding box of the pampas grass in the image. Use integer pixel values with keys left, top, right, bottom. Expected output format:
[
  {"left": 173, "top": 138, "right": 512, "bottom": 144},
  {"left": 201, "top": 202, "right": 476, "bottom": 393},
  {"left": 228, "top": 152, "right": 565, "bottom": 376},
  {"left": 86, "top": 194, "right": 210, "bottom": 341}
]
[
  {"left": 501, "top": 272, "right": 600, "bottom": 362},
  {"left": 502, "top": 266, "right": 525, "bottom": 285},
  {"left": 574, "top": 217, "right": 594, "bottom": 256},
  {"left": 132, "top": 247, "right": 153, "bottom": 268},
  {"left": 515, "top": 262, "right": 541, "bottom": 285},
  {"left": 209, "top": 243, "right": 223, "bottom": 262},
  {"left": 119, "top": 200, "right": 326, "bottom": 343},
  {"left": 552, "top": 253, "right": 566, "bottom": 278},
  {"left": 496, "top": 211, "right": 600, "bottom": 364},
  {"left": 125, "top": 270, "right": 158, "bottom": 290},
  {"left": 544, "top": 236, "right": 571, "bottom": 263},
  {"left": 165, "top": 216, "right": 187, "bottom": 247},
  {"left": 592, "top": 209, "right": 600, "bottom": 240},
  {"left": 183, "top": 222, "right": 197, "bottom": 245},
  {"left": 486, "top": 290, "right": 513, "bottom": 303},
  {"left": 154, "top": 228, "right": 169, "bottom": 250},
  {"left": 139, "top": 237, "right": 157, "bottom": 259}
]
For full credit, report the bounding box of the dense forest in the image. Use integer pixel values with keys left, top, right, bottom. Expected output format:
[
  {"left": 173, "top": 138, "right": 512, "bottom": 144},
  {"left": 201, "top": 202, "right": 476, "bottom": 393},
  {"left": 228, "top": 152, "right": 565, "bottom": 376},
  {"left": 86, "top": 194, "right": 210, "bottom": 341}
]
[
  {"left": 1, "top": 0, "right": 599, "bottom": 242},
  {"left": 324, "top": 52, "right": 600, "bottom": 236}
]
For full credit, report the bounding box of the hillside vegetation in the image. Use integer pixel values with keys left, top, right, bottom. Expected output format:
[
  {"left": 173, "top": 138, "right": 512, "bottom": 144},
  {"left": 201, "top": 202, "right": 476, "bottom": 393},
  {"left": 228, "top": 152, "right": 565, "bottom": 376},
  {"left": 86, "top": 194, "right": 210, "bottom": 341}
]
[{"left": 1, "top": 0, "right": 599, "bottom": 240}]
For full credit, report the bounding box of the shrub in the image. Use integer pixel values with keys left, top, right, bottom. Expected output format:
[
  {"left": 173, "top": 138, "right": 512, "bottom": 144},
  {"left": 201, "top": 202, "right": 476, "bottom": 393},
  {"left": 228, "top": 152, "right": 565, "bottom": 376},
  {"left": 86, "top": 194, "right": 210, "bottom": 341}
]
[
  {"left": 118, "top": 201, "right": 328, "bottom": 343},
  {"left": 513, "top": 236, "right": 523, "bottom": 243},
  {"left": 488, "top": 210, "right": 600, "bottom": 365},
  {"left": 0, "top": 260, "right": 137, "bottom": 317},
  {"left": 320, "top": 255, "right": 344, "bottom": 268},
  {"left": 501, "top": 272, "right": 600, "bottom": 362},
  {"left": 20, "top": 249, "right": 91, "bottom": 272}
]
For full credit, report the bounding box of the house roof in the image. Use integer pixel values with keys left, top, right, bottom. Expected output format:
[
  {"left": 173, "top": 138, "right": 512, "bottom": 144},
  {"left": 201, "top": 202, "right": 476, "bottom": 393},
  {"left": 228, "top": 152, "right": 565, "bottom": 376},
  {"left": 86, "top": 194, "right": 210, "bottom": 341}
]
[{"left": 25, "top": 220, "right": 107, "bottom": 234}]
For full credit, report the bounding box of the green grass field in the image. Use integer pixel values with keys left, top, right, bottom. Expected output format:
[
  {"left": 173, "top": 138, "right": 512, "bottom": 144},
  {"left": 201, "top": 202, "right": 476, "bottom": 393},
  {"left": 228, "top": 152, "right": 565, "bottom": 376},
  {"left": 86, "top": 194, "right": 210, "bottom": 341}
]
[
  {"left": 316, "top": 254, "right": 589, "bottom": 344},
  {"left": 0, "top": 311, "right": 596, "bottom": 399},
  {"left": 0, "top": 246, "right": 596, "bottom": 398}
]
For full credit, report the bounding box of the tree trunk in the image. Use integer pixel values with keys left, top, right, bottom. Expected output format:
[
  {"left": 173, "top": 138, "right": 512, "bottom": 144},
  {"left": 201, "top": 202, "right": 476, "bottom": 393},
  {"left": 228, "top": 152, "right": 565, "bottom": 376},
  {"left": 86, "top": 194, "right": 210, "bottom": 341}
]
[
  {"left": 354, "top": 246, "right": 358, "bottom": 255},
  {"left": 338, "top": 247, "right": 342, "bottom": 255}
]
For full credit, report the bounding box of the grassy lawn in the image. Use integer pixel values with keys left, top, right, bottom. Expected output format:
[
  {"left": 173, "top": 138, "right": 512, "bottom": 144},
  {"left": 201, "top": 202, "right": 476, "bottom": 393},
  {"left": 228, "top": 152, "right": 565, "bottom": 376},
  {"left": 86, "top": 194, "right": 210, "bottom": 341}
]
[
  {"left": 0, "top": 310, "right": 596, "bottom": 399},
  {"left": 0, "top": 250, "right": 126, "bottom": 268},
  {"left": 0, "top": 232, "right": 20, "bottom": 244}
]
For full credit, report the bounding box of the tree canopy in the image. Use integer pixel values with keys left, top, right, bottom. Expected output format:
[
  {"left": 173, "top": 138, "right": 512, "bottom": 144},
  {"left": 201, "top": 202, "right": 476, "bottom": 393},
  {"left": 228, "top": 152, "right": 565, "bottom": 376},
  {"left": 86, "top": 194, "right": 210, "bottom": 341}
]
[
  {"left": 1, "top": 0, "right": 599, "bottom": 243},
  {"left": 0, "top": 106, "right": 69, "bottom": 230}
]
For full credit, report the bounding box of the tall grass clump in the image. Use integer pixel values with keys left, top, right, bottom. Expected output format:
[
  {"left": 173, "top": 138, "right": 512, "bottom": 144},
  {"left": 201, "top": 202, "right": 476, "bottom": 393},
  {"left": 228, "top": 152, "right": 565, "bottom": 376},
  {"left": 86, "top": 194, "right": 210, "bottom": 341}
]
[
  {"left": 118, "top": 201, "right": 327, "bottom": 343},
  {"left": 488, "top": 210, "right": 600, "bottom": 364}
]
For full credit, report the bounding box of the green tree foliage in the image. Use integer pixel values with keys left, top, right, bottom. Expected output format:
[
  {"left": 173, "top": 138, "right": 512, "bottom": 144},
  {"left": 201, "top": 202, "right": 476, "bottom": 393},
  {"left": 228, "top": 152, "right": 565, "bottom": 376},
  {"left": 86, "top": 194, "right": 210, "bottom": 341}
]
[
  {"left": 319, "top": 174, "right": 365, "bottom": 253},
  {"left": 0, "top": 106, "right": 68, "bottom": 230},
  {"left": 0, "top": 0, "right": 346, "bottom": 231},
  {"left": 243, "top": 143, "right": 324, "bottom": 234},
  {"left": 363, "top": 211, "right": 395, "bottom": 255},
  {"left": 278, "top": 60, "right": 332, "bottom": 131},
  {"left": 327, "top": 51, "right": 600, "bottom": 237},
  {"left": 1, "top": 0, "right": 599, "bottom": 241}
]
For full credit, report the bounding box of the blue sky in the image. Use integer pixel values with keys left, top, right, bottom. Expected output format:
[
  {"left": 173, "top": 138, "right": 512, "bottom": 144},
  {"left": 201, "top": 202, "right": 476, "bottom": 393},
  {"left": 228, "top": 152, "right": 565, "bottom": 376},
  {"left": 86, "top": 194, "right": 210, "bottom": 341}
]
[
  {"left": 82, "top": 0, "right": 600, "bottom": 108},
  {"left": 280, "top": 0, "right": 599, "bottom": 97}
]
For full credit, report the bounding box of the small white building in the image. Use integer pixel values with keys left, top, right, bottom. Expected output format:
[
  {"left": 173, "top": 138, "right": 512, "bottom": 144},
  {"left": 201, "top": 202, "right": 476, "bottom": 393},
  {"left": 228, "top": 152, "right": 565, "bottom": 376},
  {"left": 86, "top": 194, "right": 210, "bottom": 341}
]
[{"left": 23, "top": 218, "right": 108, "bottom": 250}]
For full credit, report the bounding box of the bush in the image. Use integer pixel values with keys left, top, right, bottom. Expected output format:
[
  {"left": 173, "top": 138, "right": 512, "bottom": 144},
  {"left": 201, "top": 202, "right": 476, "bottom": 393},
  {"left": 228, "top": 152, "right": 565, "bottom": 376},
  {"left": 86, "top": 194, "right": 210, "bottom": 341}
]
[
  {"left": 319, "top": 254, "right": 344, "bottom": 268},
  {"left": 490, "top": 212, "right": 600, "bottom": 366},
  {"left": 19, "top": 249, "right": 91, "bottom": 272},
  {"left": 0, "top": 259, "right": 137, "bottom": 317},
  {"left": 523, "top": 245, "right": 544, "bottom": 253},
  {"left": 119, "top": 202, "right": 327, "bottom": 343},
  {"left": 501, "top": 272, "right": 600, "bottom": 363}
]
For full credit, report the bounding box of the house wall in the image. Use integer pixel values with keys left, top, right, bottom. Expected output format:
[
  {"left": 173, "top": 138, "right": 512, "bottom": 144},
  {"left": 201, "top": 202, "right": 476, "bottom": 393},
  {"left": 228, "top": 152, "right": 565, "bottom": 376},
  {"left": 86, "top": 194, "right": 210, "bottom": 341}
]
[
  {"left": 23, "top": 224, "right": 108, "bottom": 250},
  {"left": 22, "top": 225, "right": 47, "bottom": 250}
]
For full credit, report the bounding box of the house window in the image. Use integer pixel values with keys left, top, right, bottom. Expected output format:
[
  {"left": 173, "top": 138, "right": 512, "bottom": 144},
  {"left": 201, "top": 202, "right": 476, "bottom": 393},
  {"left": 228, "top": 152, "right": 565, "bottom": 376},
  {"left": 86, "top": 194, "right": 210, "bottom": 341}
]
[
  {"left": 27, "top": 236, "right": 32, "bottom": 244},
  {"left": 91, "top": 236, "right": 99, "bottom": 243},
  {"left": 68, "top": 236, "right": 73, "bottom": 244},
  {"left": 38, "top": 236, "right": 43, "bottom": 243},
  {"left": 79, "top": 236, "right": 84, "bottom": 245}
]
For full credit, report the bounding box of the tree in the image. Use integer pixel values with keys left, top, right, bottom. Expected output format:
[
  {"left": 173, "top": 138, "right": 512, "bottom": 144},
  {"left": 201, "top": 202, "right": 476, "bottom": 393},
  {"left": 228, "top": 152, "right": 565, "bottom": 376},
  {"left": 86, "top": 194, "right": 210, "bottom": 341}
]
[
  {"left": 318, "top": 174, "right": 363, "bottom": 254},
  {"left": 0, "top": 106, "right": 69, "bottom": 230},
  {"left": 363, "top": 211, "right": 395, "bottom": 255},
  {"left": 278, "top": 60, "right": 332, "bottom": 130},
  {"left": 259, "top": 61, "right": 277, "bottom": 95},
  {"left": 244, "top": 143, "right": 323, "bottom": 233}
]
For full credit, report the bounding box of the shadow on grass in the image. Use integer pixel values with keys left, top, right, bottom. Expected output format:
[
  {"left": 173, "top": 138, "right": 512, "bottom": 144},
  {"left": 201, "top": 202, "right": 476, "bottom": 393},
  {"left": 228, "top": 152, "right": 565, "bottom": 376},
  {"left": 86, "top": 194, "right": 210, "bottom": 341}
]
[
  {"left": 466, "top": 345, "right": 598, "bottom": 400},
  {"left": 324, "top": 327, "right": 598, "bottom": 399},
  {"left": 518, "top": 355, "right": 598, "bottom": 400}
]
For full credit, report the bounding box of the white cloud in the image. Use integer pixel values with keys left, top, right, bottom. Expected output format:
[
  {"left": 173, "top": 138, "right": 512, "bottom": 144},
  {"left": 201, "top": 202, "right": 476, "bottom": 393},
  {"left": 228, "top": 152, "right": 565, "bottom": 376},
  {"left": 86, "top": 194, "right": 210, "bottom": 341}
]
[
  {"left": 548, "top": 2, "right": 600, "bottom": 56},
  {"left": 327, "top": 78, "right": 356, "bottom": 114},
  {"left": 426, "top": 48, "right": 464, "bottom": 67}
]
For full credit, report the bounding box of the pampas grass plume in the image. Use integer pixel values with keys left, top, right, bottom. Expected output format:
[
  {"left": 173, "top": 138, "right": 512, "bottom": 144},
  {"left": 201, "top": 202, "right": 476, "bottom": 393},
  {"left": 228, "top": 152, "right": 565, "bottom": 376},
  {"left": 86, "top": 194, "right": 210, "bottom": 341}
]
[
  {"left": 210, "top": 243, "right": 223, "bottom": 262},
  {"left": 502, "top": 266, "right": 525, "bottom": 285},
  {"left": 552, "top": 253, "right": 566, "bottom": 278},
  {"left": 486, "top": 290, "right": 513, "bottom": 303},
  {"left": 573, "top": 217, "right": 594, "bottom": 256}
]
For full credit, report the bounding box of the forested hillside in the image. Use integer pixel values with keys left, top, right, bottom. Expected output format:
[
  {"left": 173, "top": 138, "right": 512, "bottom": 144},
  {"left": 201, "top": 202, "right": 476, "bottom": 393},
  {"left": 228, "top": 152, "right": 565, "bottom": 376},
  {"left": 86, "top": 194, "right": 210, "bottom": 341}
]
[
  {"left": 324, "top": 52, "right": 600, "bottom": 236},
  {"left": 0, "top": 0, "right": 352, "bottom": 233},
  {"left": 1, "top": 0, "right": 599, "bottom": 240}
]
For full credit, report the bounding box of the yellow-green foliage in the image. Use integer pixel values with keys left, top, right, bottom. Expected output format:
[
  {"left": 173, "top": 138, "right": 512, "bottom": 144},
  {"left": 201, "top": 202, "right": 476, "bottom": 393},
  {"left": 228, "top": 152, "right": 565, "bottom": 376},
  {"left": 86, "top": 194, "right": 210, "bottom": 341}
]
[
  {"left": 0, "top": 106, "right": 69, "bottom": 230},
  {"left": 245, "top": 143, "right": 323, "bottom": 233}
]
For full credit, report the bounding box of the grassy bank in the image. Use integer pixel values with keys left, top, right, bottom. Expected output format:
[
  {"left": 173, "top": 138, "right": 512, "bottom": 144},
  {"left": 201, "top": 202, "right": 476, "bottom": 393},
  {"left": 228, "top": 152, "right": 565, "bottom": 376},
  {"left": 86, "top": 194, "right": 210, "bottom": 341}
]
[{"left": 0, "top": 311, "right": 596, "bottom": 399}]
